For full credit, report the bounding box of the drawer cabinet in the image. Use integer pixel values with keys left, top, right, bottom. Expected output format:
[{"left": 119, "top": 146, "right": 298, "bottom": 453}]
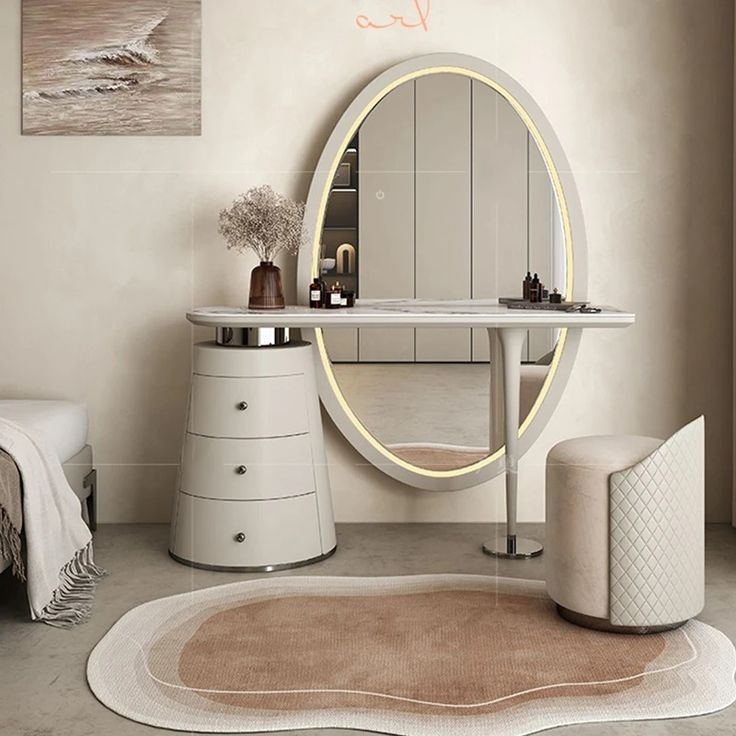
[
  {"left": 171, "top": 493, "right": 323, "bottom": 570},
  {"left": 170, "top": 339, "right": 336, "bottom": 571},
  {"left": 180, "top": 433, "right": 315, "bottom": 501},
  {"left": 189, "top": 374, "right": 308, "bottom": 439}
]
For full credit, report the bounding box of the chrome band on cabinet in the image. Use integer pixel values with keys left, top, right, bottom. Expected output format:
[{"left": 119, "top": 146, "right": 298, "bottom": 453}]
[{"left": 216, "top": 327, "right": 291, "bottom": 347}]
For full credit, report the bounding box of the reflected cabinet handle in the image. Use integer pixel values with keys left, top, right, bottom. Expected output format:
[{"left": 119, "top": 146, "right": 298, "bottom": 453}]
[
  {"left": 237, "top": 401, "right": 248, "bottom": 411},
  {"left": 235, "top": 465, "right": 248, "bottom": 475}
]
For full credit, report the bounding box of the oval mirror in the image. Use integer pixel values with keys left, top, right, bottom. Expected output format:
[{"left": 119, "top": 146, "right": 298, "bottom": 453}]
[{"left": 298, "top": 54, "right": 587, "bottom": 491}]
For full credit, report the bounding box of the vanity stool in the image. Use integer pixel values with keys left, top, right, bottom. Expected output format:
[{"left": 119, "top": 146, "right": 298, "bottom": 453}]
[
  {"left": 545, "top": 417, "right": 704, "bottom": 633},
  {"left": 169, "top": 333, "right": 337, "bottom": 571}
]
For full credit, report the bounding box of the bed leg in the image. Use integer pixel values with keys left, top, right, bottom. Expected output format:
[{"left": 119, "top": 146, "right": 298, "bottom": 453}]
[{"left": 83, "top": 469, "right": 98, "bottom": 532}]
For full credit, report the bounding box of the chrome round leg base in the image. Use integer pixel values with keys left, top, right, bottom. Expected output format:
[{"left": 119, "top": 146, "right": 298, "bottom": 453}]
[{"left": 482, "top": 536, "right": 543, "bottom": 559}]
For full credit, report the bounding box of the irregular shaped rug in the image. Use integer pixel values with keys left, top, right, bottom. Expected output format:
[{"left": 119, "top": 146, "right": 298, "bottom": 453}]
[{"left": 87, "top": 575, "right": 736, "bottom": 735}]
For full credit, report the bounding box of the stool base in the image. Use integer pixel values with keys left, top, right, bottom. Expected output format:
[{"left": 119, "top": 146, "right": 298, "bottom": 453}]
[{"left": 557, "top": 605, "right": 687, "bottom": 635}]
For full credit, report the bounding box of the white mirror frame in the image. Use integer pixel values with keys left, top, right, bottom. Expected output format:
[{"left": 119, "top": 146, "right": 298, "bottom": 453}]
[{"left": 297, "top": 53, "right": 588, "bottom": 491}]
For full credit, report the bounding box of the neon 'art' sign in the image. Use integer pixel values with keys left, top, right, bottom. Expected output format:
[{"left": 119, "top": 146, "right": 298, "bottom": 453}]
[{"left": 356, "top": 0, "right": 431, "bottom": 31}]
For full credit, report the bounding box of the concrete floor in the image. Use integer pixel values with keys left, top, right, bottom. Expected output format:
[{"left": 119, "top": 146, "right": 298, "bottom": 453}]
[{"left": 0, "top": 523, "right": 735, "bottom": 736}]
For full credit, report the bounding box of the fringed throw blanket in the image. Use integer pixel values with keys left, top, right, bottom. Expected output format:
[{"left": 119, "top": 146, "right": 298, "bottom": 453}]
[{"left": 0, "top": 418, "right": 105, "bottom": 627}]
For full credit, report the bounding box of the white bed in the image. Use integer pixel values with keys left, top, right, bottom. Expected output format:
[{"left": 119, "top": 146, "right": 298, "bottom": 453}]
[{"left": 0, "top": 401, "right": 96, "bottom": 574}]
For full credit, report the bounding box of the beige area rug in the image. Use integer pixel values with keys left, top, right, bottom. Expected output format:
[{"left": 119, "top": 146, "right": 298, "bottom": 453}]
[{"left": 87, "top": 575, "right": 736, "bottom": 735}]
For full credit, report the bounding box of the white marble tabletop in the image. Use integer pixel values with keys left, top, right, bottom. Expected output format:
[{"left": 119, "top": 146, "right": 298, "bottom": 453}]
[{"left": 188, "top": 299, "right": 635, "bottom": 329}]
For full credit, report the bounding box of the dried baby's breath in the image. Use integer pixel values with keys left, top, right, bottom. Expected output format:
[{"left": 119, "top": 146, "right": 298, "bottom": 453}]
[{"left": 218, "top": 185, "right": 307, "bottom": 263}]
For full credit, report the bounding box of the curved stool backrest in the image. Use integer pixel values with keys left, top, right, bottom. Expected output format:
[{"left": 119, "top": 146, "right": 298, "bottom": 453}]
[{"left": 608, "top": 416, "right": 705, "bottom": 628}]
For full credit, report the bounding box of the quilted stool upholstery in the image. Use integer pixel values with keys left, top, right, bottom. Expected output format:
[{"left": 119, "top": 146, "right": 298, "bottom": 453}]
[{"left": 545, "top": 417, "right": 705, "bottom": 633}]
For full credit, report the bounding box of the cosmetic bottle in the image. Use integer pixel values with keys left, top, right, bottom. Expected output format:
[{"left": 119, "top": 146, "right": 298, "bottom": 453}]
[
  {"left": 530, "top": 273, "right": 540, "bottom": 303},
  {"left": 550, "top": 288, "right": 562, "bottom": 304},
  {"left": 344, "top": 290, "right": 355, "bottom": 307},
  {"left": 523, "top": 272, "right": 532, "bottom": 300},
  {"left": 326, "top": 282, "right": 343, "bottom": 309},
  {"left": 309, "top": 278, "right": 325, "bottom": 309}
]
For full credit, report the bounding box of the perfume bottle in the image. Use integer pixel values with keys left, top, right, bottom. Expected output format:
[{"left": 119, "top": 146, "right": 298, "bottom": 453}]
[
  {"left": 530, "top": 273, "right": 540, "bottom": 303},
  {"left": 523, "top": 272, "right": 532, "bottom": 300},
  {"left": 309, "top": 278, "right": 325, "bottom": 309}
]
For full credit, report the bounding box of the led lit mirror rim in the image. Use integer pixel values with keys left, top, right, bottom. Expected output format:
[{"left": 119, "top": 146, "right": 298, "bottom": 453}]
[{"left": 309, "top": 63, "right": 575, "bottom": 480}]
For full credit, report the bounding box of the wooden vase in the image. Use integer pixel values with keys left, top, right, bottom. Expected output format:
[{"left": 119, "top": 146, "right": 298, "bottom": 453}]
[{"left": 248, "top": 261, "right": 285, "bottom": 310}]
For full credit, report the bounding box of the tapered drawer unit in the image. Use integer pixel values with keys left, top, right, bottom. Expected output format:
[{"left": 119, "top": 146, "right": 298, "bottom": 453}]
[{"left": 170, "top": 340, "right": 336, "bottom": 571}]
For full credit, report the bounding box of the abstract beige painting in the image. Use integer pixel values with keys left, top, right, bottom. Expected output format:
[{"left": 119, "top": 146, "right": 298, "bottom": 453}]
[{"left": 22, "top": 0, "right": 201, "bottom": 135}]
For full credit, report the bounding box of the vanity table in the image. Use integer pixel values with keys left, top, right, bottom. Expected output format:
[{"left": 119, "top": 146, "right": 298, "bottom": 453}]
[
  {"left": 172, "top": 53, "right": 636, "bottom": 568},
  {"left": 181, "top": 300, "right": 634, "bottom": 562}
]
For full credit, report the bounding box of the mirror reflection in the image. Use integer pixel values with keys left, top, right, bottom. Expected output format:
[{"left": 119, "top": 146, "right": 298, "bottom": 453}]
[{"left": 320, "top": 73, "right": 566, "bottom": 471}]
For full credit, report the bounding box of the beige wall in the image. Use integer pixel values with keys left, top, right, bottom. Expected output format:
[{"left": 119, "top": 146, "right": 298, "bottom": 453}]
[{"left": 0, "top": 0, "right": 733, "bottom": 523}]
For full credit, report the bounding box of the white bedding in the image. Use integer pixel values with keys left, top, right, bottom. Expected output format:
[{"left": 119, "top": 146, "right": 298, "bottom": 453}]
[
  {"left": 0, "top": 418, "right": 103, "bottom": 625},
  {"left": 0, "top": 401, "right": 87, "bottom": 464}
]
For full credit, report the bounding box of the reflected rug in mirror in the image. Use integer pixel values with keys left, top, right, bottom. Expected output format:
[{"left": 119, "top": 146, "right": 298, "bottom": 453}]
[
  {"left": 87, "top": 575, "right": 736, "bottom": 735},
  {"left": 387, "top": 444, "right": 488, "bottom": 470}
]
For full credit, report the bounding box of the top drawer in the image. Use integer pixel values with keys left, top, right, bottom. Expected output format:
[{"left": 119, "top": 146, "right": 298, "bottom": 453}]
[
  {"left": 193, "top": 341, "right": 313, "bottom": 378},
  {"left": 189, "top": 374, "right": 309, "bottom": 438}
]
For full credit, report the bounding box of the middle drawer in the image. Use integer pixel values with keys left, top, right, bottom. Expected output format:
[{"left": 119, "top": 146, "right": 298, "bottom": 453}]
[{"left": 181, "top": 433, "right": 316, "bottom": 501}]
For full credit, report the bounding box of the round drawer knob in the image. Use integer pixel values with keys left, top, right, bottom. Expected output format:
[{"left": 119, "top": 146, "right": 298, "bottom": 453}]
[
  {"left": 234, "top": 532, "right": 246, "bottom": 543},
  {"left": 235, "top": 465, "right": 248, "bottom": 475},
  {"left": 237, "top": 401, "right": 248, "bottom": 411}
]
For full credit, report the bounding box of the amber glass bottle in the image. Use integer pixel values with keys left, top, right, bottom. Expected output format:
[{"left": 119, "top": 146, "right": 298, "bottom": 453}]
[
  {"left": 530, "top": 273, "right": 540, "bottom": 303},
  {"left": 523, "top": 272, "right": 532, "bottom": 300},
  {"left": 309, "top": 278, "right": 325, "bottom": 308}
]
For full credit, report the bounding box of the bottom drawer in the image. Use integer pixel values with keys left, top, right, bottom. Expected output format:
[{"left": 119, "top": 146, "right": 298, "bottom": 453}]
[{"left": 170, "top": 493, "right": 323, "bottom": 570}]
